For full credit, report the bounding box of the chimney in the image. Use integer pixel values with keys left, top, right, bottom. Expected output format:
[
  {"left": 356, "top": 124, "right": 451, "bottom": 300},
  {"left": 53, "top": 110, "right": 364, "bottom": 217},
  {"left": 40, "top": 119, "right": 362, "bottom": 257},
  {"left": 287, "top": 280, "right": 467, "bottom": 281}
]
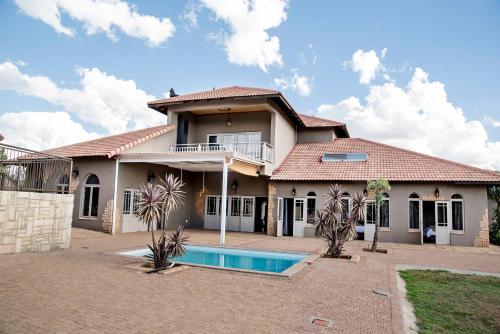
[{"left": 169, "top": 88, "right": 179, "bottom": 97}]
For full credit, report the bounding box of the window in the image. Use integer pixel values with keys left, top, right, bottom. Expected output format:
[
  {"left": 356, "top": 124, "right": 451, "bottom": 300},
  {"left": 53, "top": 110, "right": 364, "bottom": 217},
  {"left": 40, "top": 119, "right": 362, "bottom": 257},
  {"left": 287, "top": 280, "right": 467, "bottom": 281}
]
[
  {"left": 242, "top": 198, "right": 254, "bottom": 217},
  {"left": 408, "top": 193, "right": 420, "bottom": 230},
  {"left": 132, "top": 191, "right": 140, "bottom": 215},
  {"left": 295, "top": 199, "right": 304, "bottom": 221},
  {"left": 207, "top": 131, "right": 261, "bottom": 144},
  {"left": 341, "top": 193, "right": 351, "bottom": 221},
  {"left": 451, "top": 194, "right": 464, "bottom": 231},
  {"left": 278, "top": 198, "right": 283, "bottom": 221},
  {"left": 380, "top": 193, "right": 390, "bottom": 228},
  {"left": 123, "top": 190, "right": 131, "bottom": 214},
  {"left": 366, "top": 201, "right": 376, "bottom": 225},
  {"left": 81, "top": 174, "right": 99, "bottom": 218},
  {"left": 322, "top": 153, "right": 368, "bottom": 162},
  {"left": 206, "top": 196, "right": 217, "bottom": 215},
  {"left": 57, "top": 174, "right": 69, "bottom": 194},
  {"left": 218, "top": 197, "right": 229, "bottom": 216},
  {"left": 230, "top": 197, "right": 241, "bottom": 216},
  {"left": 307, "top": 192, "right": 316, "bottom": 224},
  {"left": 437, "top": 202, "right": 448, "bottom": 226}
]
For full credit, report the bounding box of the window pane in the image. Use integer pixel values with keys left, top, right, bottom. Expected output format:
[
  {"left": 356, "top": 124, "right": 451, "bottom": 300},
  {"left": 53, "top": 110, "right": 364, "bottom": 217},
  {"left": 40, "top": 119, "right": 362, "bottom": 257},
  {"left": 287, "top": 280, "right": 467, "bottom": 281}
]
[
  {"left": 366, "top": 201, "right": 375, "bottom": 224},
  {"left": 341, "top": 198, "right": 350, "bottom": 221},
  {"left": 437, "top": 203, "right": 447, "bottom": 226},
  {"left": 86, "top": 174, "right": 99, "bottom": 185},
  {"left": 307, "top": 198, "right": 316, "bottom": 224},
  {"left": 90, "top": 187, "right": 99, "bottom": 217},
  {"left": 230, "top": 197, "right": 241, "bottom": 216},
  {"left": 243, "top": 198, "right": 253, "bottom": 217},
  {"left": 452, "top": 201, "right": 463, "bottom": 231},
  {"left": 409, "top": 200, "right": 419, "bottom": 229},
  {"left": 248, "top": 132, "right": 261, "bottom": 143},
  {"left": 132, "top": 191, "right": 140, "bottom": 215},
  {"left": 295, "top": 200, "right": 304, "bottom": 221},
  {"left": 83, "top": 187, "right": 91, "bottom": 216},
  {"left": 123, "top": 190, "right": 131, "bottom": 214},
  {"left": 206, "top": 196, "right": 216, "bottom": 215},
  {"left": 380, "top": 200, "right": 390, "bottom": 228}
]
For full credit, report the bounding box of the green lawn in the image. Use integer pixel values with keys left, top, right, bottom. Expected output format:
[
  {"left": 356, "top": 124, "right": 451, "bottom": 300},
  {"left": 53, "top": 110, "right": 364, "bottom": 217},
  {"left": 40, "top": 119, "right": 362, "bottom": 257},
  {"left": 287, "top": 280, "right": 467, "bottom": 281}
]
[{"left": 399, "top": 270, "right": 500, "bottom": 334}]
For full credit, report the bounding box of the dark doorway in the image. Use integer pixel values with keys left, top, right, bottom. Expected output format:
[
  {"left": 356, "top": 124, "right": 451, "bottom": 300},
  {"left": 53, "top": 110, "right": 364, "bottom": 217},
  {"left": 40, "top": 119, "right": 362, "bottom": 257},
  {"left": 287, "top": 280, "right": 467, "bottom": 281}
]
[
  {"left": 176, "top": 114, "right": 189, "bottom": 145},
  {"left": 254, "top": 197, "right": 268, "bottom": 233},
  {"left": 283, "top": 198, "right": 294, "bottom": 236},
  {"left": 423, "top": 201, "right": 436, "bottom": 243}
]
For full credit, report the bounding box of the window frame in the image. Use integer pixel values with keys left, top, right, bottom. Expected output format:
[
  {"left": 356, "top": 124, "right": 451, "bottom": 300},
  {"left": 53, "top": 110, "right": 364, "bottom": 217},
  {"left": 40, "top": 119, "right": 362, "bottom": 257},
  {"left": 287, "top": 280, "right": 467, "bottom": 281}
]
[
  {"left": 379, "top": 193, "right": 390, "bottom": 230},
  {"left": 451, "top": 194, "right": 465, "bottom": 232},
  {"left": 408, "top": 193, "right": 421, "bottom": 232},
  {"left": 80, "top": 174, "right": 100, "bottom": 219},
  {"left": 365, "top": 200, "right": 376, "bottom": 225}
]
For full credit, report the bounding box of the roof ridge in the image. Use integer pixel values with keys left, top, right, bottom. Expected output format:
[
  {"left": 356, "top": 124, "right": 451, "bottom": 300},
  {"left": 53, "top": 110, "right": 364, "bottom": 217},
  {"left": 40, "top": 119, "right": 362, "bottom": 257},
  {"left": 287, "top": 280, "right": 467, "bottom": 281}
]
[{"left": 351, "top": 137, "right": 500, "bottom": 178}]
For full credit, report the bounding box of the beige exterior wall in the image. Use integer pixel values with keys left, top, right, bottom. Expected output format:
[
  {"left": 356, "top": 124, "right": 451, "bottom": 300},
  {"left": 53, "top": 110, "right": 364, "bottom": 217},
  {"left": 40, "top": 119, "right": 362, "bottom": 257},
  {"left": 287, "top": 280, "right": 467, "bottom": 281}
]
[
  {"left": 189, "top": 172, "right": 269, "bottom": 228},
  {"left": 71, "top": 158, "right": 116, "bottom": 231},
  {"left": 123, "top": 130, "right": 176, "bottom": 154},
  {"left": 269, "top": 181, "right": 490, "bottom": 246},
  {"left": 269, "top": 107, "right": 296, "bottom": 171},
  {"left": 297, "top": 129, "right": 335, "bottom": 143},
  {"left": 0, "top": 191, "right": 73, "bottom": 254}
]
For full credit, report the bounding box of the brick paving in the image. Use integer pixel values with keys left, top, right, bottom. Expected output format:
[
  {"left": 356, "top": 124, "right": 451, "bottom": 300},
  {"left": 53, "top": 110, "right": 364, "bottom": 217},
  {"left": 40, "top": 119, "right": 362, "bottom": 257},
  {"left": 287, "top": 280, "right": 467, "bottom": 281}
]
[{"left": 1, "top": 228, "right": 499, "bottom": 334}]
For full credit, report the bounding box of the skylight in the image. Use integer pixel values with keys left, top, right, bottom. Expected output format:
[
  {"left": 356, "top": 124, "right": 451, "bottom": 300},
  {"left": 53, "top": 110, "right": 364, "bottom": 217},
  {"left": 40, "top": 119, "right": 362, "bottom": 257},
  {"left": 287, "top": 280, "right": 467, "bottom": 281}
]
[{"left": 322, "top": 153, "right": 368, "bottom": 162}]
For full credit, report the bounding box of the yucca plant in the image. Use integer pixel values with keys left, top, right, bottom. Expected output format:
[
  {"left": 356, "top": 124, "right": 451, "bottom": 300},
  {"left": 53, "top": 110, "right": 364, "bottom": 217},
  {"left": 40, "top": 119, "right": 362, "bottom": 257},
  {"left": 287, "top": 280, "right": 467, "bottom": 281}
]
[
  {"left": 135, "top": 173, "right": 186, "bottom": 270},
  {"left": 315, "top": 184, "right": 366, "bottom": 258}
]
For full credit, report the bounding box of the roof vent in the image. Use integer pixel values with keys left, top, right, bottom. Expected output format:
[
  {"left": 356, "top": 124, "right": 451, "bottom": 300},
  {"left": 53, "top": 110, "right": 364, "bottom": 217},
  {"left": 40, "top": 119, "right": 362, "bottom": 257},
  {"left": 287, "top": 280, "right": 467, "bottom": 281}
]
[
  {"left": 322, "top": 153, "right": 368, "bottom": 162},
  {"left": 169, "top": 88, "right": 179, "bottom": 97}
]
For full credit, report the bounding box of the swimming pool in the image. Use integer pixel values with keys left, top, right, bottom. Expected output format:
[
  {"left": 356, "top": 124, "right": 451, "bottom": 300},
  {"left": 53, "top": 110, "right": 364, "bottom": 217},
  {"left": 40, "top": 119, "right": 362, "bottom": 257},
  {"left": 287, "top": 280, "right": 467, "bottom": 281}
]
[{"left": 119, "top": 245, "right": 309, "bottom": 274}]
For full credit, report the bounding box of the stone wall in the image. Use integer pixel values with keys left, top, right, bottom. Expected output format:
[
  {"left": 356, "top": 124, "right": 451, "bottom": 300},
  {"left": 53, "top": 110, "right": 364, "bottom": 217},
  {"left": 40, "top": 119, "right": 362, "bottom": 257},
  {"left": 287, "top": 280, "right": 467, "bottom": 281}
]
[
  {"left": 0, "top": 191, "right": 74, "bottom": 254},
  {"left": 473, "top": 208, "right": 490, "bottom": 247}
]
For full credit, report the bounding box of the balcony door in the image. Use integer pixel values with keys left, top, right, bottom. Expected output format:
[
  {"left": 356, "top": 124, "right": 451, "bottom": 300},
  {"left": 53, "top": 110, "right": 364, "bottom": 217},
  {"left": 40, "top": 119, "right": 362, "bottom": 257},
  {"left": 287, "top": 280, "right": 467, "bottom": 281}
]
[{"left": 176, "top": 115, "right": 188, "bottom": 145}]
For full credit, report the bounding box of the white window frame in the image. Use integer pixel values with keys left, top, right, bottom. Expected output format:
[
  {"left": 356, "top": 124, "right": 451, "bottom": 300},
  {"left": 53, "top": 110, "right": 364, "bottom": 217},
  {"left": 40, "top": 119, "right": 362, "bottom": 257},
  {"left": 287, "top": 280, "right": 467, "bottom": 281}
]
[
  {"left": 451, "top": 194, "right": 465, "bottom": 233},
  {"left": 80, "top": 174, "right": 100, "bottom": 219},
  {"left": 408, "top": 194, "right": 422, "bottom": 232},
  {"left": 365, "top": 200, "right": 376, "bottom": 225},
  {"left": 379, "top": 195, "right": 390, "bottom": 230},
  {"left": 206, "top": 131, "right": 262, "bottom": 144},
  {"left": 206, "top": 196, "right": 217, "bottom": 216},
  {"left": 242, "top": 197, "right": 254, "bottom": 217},
  {"left": 341, "top": 195, "right": 351, "bottom": 222}
]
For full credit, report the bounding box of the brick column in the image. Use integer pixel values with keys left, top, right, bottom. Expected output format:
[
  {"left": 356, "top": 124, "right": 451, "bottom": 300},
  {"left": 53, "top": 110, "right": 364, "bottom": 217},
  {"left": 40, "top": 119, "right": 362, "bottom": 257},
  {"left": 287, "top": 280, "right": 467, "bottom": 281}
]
[
  {"left": 473, "top": 208, "right": 489, "bottom": 247},
  {"left": 267, "top": 182, "right": 277, "bottom": 236}
]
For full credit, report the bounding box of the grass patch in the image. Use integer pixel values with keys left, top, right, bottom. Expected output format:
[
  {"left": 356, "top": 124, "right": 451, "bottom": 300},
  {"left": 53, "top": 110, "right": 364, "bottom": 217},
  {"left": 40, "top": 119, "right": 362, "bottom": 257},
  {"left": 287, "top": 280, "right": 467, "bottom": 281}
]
[{"left": 399, "top": 270, "right": 500, "bottom": 334}]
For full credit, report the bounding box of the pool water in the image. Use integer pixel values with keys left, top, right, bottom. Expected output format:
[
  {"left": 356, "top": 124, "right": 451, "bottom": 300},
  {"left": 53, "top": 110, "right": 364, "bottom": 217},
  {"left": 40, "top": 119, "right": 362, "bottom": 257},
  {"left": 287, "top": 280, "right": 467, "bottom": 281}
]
[{"left": 120, "top": 245, "right": 308, "bottom": 274}]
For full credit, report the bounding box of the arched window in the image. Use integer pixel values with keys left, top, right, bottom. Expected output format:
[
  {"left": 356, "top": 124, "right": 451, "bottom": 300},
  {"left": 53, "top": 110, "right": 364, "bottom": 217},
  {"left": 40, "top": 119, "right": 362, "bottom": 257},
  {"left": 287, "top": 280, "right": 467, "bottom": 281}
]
[
  {"left": 380, "top": 193, "right": 390, "bottom": 228},
  {"left": 451, "top": 194, "right": 464, "bottom": 231},
  {"left": 306, "top": 191, "right": 317, "bottom": 224},
  {"left": 81, "top": 174, "right": 100, "bottom": 218},
  {"left": 408, "top": 193, "right": 420, "bottom": 230},
  {"left": 57, "top": 174, "right": 69, "bottom": 194}
]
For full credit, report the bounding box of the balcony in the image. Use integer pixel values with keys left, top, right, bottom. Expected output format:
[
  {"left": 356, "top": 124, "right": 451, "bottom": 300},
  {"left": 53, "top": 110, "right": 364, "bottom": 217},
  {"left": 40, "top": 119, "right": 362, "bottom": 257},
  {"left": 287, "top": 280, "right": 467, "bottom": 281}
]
[{"left": 169, "top": 142, "right": 274, "bottom": 163}]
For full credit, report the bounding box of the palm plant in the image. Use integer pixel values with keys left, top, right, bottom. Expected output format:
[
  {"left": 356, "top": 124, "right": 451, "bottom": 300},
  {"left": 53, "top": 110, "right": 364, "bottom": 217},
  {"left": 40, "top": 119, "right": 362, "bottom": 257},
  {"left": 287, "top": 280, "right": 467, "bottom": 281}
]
[
  {"left": 315, "top": 184, "right": 367, "bottom": 258},
  {"left": 135, "top": 173, "right": 187, "bottom": 270},
  {"left": 366, "top": 179, "right": 391, "bottom": 252}
]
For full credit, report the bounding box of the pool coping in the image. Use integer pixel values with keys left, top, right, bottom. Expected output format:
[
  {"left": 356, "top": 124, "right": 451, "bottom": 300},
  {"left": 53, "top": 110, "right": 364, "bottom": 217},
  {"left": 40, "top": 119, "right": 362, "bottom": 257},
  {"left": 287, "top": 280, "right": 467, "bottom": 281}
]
[{"left": 116, "top": 243, "right": 321, "bottom": 278}]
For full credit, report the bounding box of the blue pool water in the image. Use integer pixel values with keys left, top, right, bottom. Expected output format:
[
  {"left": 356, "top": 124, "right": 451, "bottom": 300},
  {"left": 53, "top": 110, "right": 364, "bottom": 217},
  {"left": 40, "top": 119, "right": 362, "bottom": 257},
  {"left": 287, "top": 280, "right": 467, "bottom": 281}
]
[{"left": 120, "top": 245, "right": 308, "bottom": 273}]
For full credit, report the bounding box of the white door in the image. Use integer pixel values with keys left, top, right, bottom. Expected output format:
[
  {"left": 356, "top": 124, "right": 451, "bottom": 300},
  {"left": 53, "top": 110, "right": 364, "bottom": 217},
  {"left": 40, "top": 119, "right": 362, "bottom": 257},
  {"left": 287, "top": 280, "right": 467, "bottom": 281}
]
[
  {"left": 435, "top": 201, "right": 451, "bottom": 245},
  {"left": 277, "top": 197, "right": 284, "bottom": 237},
  {"left": 204, "top": 195, "right": 219, "bottom": 229},
  {"left": 122, "top": 189, "right": 151, "bottom": 233},
  {"left": 293, "top": 198, "right": 306, "bottom": 237},
  {"left": 240, "top": 196, "right": 255, "bottom": 232},
  {"left": 227, "top": 197, "right": 241, "bottom": 231},
  {"left": 364, "top": 200, "right": 376, "bottom": 241}
]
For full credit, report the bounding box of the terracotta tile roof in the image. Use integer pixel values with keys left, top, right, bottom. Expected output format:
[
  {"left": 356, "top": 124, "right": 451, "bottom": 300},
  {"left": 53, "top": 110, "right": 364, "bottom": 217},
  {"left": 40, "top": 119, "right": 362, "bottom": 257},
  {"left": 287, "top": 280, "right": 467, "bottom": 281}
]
[
  {"left": 271, "top": 138, "right": 500, "bottom": 183},
  {"left": 298, "top": 114, "right": 345, "bottom": 128},
  {"left": 44, "top": 124, "right": 175, "bottom": 158},
  {"left": 148, "top": 86, "right": 280, "bottom": 106}
]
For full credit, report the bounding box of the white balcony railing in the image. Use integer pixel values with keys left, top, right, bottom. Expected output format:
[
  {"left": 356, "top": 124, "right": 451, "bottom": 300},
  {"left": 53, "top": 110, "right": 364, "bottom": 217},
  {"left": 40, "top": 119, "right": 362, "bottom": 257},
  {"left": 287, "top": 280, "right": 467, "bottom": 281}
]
[{"left": 169, "top": 142, "right": 274, "bottom": 163}]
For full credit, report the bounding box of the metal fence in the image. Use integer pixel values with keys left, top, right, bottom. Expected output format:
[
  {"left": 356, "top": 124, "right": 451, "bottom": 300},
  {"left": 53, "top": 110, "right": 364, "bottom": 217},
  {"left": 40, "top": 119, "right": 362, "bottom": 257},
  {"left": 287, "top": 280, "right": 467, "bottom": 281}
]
[{"left": 0, "top": 143, "right": 72, "bottom": 193}]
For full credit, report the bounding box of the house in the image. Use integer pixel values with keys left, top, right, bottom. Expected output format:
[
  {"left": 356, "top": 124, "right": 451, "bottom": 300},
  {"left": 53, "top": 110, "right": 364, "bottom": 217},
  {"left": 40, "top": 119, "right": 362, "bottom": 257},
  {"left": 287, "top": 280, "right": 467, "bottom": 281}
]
[{"left": 44, "top": 86, "right": 500, "bottom": 247}]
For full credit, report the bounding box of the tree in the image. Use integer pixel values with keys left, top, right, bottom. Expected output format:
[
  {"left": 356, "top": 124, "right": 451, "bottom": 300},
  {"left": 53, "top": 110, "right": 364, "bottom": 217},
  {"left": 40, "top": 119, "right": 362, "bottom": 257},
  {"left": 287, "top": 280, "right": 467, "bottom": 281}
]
[
  {"left": 487, "top": 186, "right": 500, "bottom": 245},
  {"left": 315, "top": 184, "right": 366, "bottom": 258},
  {"left": 135, "top": 173, "right": 188, "bottom": 270},
  {"left": 367, "top": 179, "right": 391, "bottom": 252}
]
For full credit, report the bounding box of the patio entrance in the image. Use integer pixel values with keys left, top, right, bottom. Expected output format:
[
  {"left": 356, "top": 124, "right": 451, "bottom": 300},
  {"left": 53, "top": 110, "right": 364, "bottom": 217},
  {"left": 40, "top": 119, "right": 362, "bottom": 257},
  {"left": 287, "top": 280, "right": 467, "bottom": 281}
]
[{"left": 423, "top": 200, "right": 451, "bottom": 245}]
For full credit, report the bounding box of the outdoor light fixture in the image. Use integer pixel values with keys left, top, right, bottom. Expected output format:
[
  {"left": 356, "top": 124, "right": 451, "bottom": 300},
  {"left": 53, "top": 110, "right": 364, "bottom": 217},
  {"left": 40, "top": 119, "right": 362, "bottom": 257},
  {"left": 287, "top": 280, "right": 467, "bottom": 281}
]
[
  {"left": 434, "top": 187, "right": 440, "bottom": 198},
  {"left": 147, "top": 171, "right": 156, "bottom": 184},
  {"left": 231, "top": 179, "right": 238, "bottom": 192},
  {"left": 225, "top": 113, "right": 232, "bottom": 126},
  {"left": 72, "top": 167, "right": 79, "bottom": 178},
  {"left": 292, "top": 187, "right": 296, "bottom": 197}
]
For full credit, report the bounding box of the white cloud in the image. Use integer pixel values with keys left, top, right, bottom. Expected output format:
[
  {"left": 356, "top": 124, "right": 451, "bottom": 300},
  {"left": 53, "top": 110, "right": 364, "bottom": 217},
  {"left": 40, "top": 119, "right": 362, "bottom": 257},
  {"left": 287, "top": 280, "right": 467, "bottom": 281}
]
[
  {"left": 201, "top": 0, "right": 288, "bottom": 72},
  {"left": 318, "top": 67, "right": 500, "bottom": 170},
  {"left": 15, "top": 0, "right": 175, "bottom": 47},
  {"left": 343, "top": 49, "right": 383, "bottom": 84},
  {"left": 0, "top": 61, "right": 166, "bottom": 134},
  {"left": 0, "top": 111, "right": 98, "bottom": 150},
  {"left": 180, "top": 2, "right": 201, "bottom": 30},
  {"left": 274, "top": 70, "right": 312, "bottom": 97},
  {"left": 485, "top": 116, "right": 500, "bottom": 128}
]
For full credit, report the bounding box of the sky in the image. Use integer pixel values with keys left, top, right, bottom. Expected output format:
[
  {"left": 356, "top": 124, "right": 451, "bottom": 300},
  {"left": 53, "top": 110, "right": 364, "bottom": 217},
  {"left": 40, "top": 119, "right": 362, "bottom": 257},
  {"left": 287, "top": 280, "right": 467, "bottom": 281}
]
[{"left": 0, "top": 0, "right": 499, "bottom": 169}]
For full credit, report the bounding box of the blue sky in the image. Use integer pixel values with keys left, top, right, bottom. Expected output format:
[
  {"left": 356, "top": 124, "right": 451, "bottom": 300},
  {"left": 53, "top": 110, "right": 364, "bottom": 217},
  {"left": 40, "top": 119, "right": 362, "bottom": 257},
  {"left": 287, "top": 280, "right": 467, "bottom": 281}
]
[{"left": 0, "top": 0, "right": 499, "bottom": 169}]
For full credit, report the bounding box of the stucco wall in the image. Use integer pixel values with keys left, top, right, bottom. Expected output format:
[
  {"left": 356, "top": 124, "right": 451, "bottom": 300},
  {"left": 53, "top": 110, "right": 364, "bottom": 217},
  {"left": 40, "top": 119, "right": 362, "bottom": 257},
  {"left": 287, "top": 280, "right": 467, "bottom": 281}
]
[
  {"left": 189, "top": 172, "right": 269, "bottom": 228},
  {"left": 123, "top": 130, "right": 176, "bottom": 154},
  {"left": 297, "top": 128, "right": 335, "bottom": 143},
  {"left": 269, "top": 181, "right": 489, "bottom": 246},
  {"left": 71, "top": 158, "right": 116, "bottom": 231},
  {"left": 0, "top": 191, "right": 73, "bottom": 254},
  {"left": 270, "top": 107, "right": 296, "bottom": 171}
]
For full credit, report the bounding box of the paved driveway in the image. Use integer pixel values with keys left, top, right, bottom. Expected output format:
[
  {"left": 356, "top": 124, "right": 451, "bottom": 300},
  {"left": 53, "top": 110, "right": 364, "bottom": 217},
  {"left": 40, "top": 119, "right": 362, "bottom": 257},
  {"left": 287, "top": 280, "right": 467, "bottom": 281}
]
[{"left": 1, "top": 228, "right": 499, "bottom": 333}]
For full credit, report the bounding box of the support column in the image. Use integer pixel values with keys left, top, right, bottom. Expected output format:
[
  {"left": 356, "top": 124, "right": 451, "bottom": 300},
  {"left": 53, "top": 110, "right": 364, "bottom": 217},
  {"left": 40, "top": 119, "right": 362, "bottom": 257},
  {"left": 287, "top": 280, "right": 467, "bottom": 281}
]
[
  {"left": 111, "top": 159, "right": 120, "bottom": 235},
  {"left": 220, "top": 160, "right": 228, "bottom": 246}
]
